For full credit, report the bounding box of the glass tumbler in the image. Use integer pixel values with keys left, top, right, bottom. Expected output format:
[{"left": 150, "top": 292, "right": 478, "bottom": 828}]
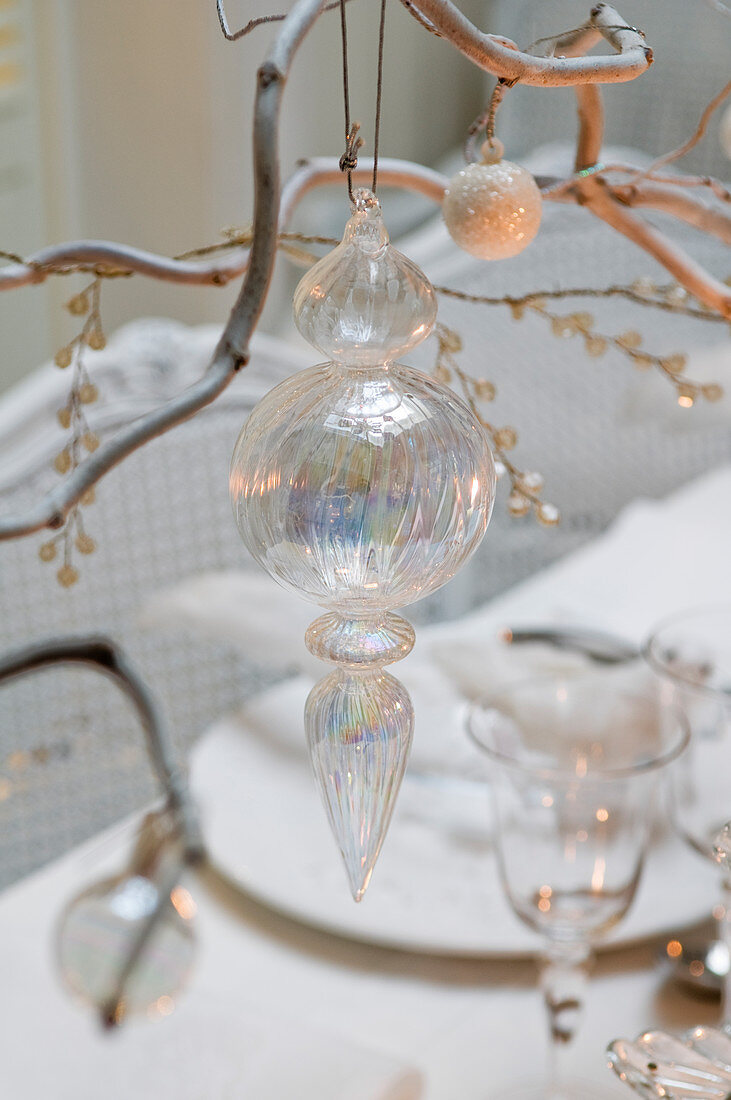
[{"left": 467, "top": 674, "right": 689, "bottom": 1100}]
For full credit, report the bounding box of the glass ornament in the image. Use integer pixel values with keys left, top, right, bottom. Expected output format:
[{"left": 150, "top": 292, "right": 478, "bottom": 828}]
[
  {"left": 57, "top": 822, "right": 196, "bottom": 1024},
  {"left": 306, "top": 669, "right": 414, "bottom": 901},
  {"left": 230, "top": 188, "right": 496, "bottom": 899},
  {"left": 443, "top": 141, "right": 542, "bottom": 261},
  {"left": 58, "top": 873, "right": 196, "bottom": 1023}
]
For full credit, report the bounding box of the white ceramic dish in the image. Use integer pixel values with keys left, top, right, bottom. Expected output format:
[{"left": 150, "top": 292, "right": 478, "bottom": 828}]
[{"left": 190, "top": 681, "right": 718, "bottom": 957}]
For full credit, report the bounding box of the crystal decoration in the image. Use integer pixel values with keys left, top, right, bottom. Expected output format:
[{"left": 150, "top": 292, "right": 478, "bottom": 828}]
[
  {"left": 56, "top": 825, "right": 196, "bottom": 1024},
  {"left": 608, "top": 1026, "right": 731, "bottom": 1099},
  {"left": 230, "top": 188, "right": 496, "bottom": 899}
]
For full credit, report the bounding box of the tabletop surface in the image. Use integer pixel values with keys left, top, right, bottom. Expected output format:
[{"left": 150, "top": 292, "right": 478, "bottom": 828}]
[{"left": 0, "top": 810, "right": 721, "bottom": 1100}]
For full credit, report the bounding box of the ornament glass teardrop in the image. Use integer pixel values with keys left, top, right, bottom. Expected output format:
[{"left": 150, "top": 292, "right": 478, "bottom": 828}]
[
  {"left": 443, "top": 141, "right": 542, "bottom": 260},
  {"left": 230, "top": 188, "right": 496, "bottom": 899}
]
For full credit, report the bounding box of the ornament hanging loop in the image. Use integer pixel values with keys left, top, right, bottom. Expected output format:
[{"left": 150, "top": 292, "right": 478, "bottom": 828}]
[
  {"left": 339, "top": 122, "right": 364, "bottom": 173},
  {"left": 465, "top": 77, "right": 517, "bottom": 165},
  {"left": 481, "top": 138, "right": 505, "bottom": 165}
]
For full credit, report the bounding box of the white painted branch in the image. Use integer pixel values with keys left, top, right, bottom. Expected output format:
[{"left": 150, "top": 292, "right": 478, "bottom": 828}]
[
  {"left": 0, "top": 0, "right": 329, "bottom": 540},
  {"left": 398, "top": 2, "right": 652, "bottom": 85},
  {"left": 614, "top": 181, "right": 731, "bottom": 245},
  {"left": 558, "top": 25, "right": 606, "bottom": 172},
  {"left": 581, "top": 178, "right": 731, "bottom": 317},
  {"left": 280, "top": 157, "right": 447, "bottom": 220},
  {"left": 0, "top": 241, "right": 252, "bottom": 291}
]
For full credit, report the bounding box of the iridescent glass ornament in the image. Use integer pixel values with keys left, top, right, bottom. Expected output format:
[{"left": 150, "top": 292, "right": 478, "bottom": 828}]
[
  {"left": 56, "top": 819, "right": 196, "bottom": 1024},
  {"left": 230, "top": 188, "right": 496, "bottom": 899}
]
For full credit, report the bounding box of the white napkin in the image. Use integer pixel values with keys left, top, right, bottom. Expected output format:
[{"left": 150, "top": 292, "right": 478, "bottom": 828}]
[{"left": 140, "top": 464, "right": 731, "bottom": 774}]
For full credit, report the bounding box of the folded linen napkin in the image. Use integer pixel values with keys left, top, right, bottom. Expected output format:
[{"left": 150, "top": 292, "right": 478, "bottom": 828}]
[{"left": 141, "top": 464, "right": 731, "bottom": 774}]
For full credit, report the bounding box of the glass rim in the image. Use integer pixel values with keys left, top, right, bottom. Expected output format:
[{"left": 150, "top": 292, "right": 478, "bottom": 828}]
[
  {"left": 643, "top": 603, "right": 731, "bottom": 702},
  {"left": 465, "top": 675, "right": 690, "bottom": 782}
]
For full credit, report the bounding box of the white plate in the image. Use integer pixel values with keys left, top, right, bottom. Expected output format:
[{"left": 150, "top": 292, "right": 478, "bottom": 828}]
[{"left": 190, "top": 682, "right": 719, "bottom": 957}]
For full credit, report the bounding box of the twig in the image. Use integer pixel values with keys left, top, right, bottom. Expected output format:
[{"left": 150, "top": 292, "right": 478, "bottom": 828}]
[
  {"left": 434, "top": 282, "right": 726, "bottom": 322},
  {"left": 630, "top": 78, "right": 731, "bottom": 183},
  {"left": 215, "top": 0, "right": 347, "bottom": 40},
  {"left": 0, "top": 0, "right": 328, "bottom": 539},
  {"left": 580, "top": 177, "right": 731, "bottom": 317},
  {"left": 0, "top": 636, "right": 202, "bottom": 857},
  {"left": 397, "top": 2, "right": 652, "bottom": 85},
  {"left": 612, "top": 181, "right": 731, "bottom": 245}
]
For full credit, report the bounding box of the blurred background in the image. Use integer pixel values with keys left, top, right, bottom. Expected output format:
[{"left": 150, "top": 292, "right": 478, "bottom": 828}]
[{"left": 2, "top": 0, "right": 729, "bottom": 391}]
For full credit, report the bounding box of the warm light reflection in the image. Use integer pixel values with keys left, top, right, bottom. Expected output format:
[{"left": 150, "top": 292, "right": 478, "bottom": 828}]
[
  {"left": 148, "top": 995, "right": 176, "bottom": 1020},
  {"left": 170, "top": 886, "right": 197, "bottom": 921},
  {"left": 591, "top": 856, "right": 606, "bottom": 891},
  {"left": 666, "top": 939, "right": 682, "bottom": 958},
  {"left": 596, "top": 807, "right": 609, "bottom": 822}
]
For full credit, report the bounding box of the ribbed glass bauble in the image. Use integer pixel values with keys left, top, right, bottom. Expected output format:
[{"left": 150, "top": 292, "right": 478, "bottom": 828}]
[
  {"left": 230, "top": 360, "right": 493, "bottom": 613},
  {"left": 230, "top": 188, "right": 495, "bottom": 899}
]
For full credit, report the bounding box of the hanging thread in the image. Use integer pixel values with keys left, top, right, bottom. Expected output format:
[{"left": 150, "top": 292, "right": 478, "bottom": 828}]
[
  {"left": 338, "top": 0, "right": 388, "bottom": 198},
  {"left": 371, "top": 0, "right": 387, "bottom": 193}
]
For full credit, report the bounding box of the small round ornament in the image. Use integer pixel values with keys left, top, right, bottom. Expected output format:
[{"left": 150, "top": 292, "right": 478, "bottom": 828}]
[
  {"left": 56, "top": 820, "right": 196, "bottom": 1025},
  {"left": 57, "top": 872, "right": 196, "bottom": 1024},
  {"left": 443, "top": 140, "right": 542, "bottom": 260},
  {"left": 230, "top": 188, "right": 496, "bottom": 899}
]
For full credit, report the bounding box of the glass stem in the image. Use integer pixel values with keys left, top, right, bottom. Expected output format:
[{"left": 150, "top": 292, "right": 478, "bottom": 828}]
[
  {"left": 719, "top": 876, "right": 731, "bottom": 1024},
  {"left": 540, "top": 941, "right": 591, "bottom": 1100}
]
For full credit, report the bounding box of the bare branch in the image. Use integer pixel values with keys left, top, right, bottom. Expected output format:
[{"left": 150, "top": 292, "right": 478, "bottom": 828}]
[
  {"left": 613, "top": 181, "right": 731, "bottom": 245},
  {"left": 581, "top": 178, "right": 731, "bottom": 317},
  {"left": 0, "top": 240, "right": 252, "bottom": 291},
  {"left": 0, "top": 636, "right": 202, "bottom": 858},
  {"left": 631, "top": 78, "right": 731, "bottom": 183},
  {"left": 215, "top": 0, "right": 347, "bottom": 41},
  {"left": 397, "top": 2, "right": 652, "bottom": 85},
  {"left": 0, "top": 0, "right": 330, "bottom": 541}
]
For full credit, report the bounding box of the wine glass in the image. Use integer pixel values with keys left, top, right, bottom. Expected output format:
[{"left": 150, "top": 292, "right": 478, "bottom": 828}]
[
  {"left": 644, "top": 605, "right": 731, "bottom": 1014},
  {"left": 467, "top": 674, "right": 689, "bottom": 1099}
]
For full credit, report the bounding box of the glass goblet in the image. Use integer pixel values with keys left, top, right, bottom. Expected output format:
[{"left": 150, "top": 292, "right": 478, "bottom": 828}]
[
  {"left": 645, "top": 604, "right": 731, "bottom": 1014},
  {"left": 467, "top": 674, "right": 689, "bottom": 1100}
]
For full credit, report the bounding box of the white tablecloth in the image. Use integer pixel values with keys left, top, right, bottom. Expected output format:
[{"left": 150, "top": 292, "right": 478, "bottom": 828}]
[
  {"left": 6, "top": 466, "right": 731, "bottom": 1096},
  {"left": 0, "top": 812, "right": 719, "bottom": 1099}
]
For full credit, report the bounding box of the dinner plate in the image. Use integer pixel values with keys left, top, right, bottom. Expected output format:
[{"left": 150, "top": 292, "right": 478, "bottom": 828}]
[{"left": 190, "top": 681, "right": 719, "bottom": 957}]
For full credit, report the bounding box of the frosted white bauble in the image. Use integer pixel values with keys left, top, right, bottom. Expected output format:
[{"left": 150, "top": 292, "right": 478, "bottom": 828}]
[{"left": 443, "top": 142, "right": 542, "bottom": 260}]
